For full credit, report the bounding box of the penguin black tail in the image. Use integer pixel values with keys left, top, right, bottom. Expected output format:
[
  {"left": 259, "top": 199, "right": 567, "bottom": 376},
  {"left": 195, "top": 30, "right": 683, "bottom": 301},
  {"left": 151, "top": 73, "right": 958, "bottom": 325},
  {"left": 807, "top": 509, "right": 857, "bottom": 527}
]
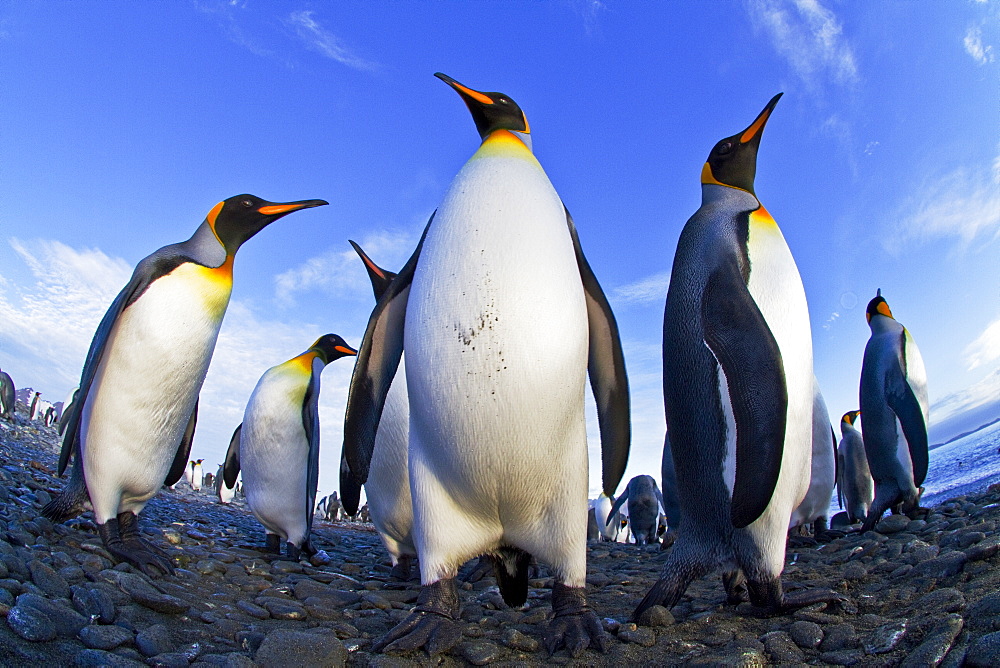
[
  {"left": 488, "top": 546, "right": 532, "bottom": 608},
  {"left": 41, "top": 466, "right": 89, "bottom": 522}
]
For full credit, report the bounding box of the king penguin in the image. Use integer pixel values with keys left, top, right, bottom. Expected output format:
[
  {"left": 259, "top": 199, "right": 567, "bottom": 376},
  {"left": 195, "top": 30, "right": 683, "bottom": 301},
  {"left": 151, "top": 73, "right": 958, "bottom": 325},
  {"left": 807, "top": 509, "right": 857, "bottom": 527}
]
[
  {"left": 859, "top": 290, "right": 929, "bottom": 531},
  {"left": 837, "top": 410, "right": 872, "bottom": 524},
  {"left": 342, "top": 73, "right": 631, "bottom": 657},
  {"left": 607, "top": 475, "right": 666, "bottom": 546},
  {"left": 344, "top": 240, "right": 417, "bottom": 581},
  {"left": 41, "top": 194, "right": 327, "bottom": 575},
  {"left": 788, "top": 378, "right": 838, "bottom": 542},
  {"left": 635, "top": 94, "right": 844, "bottom": 619},
  {"left": 224, "top": 334, "right": 356, "bottom": 560}
]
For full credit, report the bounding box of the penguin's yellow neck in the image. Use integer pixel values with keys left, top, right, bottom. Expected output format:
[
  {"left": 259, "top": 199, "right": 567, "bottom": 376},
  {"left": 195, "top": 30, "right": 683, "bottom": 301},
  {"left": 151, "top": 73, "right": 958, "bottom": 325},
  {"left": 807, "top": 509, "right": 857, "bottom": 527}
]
[{"left": 471, "top": 130, "right": 539, "bottom": 166}]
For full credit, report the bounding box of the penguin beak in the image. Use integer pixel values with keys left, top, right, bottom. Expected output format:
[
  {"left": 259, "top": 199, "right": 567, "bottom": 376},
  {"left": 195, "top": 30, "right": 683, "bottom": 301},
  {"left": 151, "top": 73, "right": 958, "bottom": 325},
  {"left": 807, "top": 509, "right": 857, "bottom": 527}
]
[
  {"left": 257, "top": 199, "right": 329, "bottom": 217},
  {"left": 435, "top": 72, "right": 494, "bottom": 105},
  {"left": 739, "top": 93, "right": 783, "bottom": 144},
  {"left": 335, "top": 344, "right": 358, "bottom": 356}
]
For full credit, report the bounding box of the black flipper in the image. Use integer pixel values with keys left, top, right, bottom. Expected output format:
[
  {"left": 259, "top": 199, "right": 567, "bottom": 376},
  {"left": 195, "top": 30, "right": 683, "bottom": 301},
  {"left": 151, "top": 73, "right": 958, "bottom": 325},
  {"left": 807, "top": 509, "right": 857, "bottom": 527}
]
[
  {"left": 887, "top": 333, "right": 929, "bottom": 486},
  {"left": 565, "top": 209, "right": 630, "bottom": 497},
  {"left": 343, "top": 215, "right": 432, "bottom": 485},
  {"left": 302, "top": 369, "right": 322, "bottom": 536},
  {"left": 164, "top": 400, "right": 198, "bottom": 487},
  {"left": 222, "top": 424, "right": 242, "bottom": 488},
  {"left": 702, "top": 256, "right": 787, "bottom": 529},
  {"left": 340, "top": 450, "right": 363, "bottom": 517},
  {"left": 488, "top": 547, "right": 532, "bottom": 608},
  {"left": 606, "top": 491, "right": 628, "bottom": 527}
]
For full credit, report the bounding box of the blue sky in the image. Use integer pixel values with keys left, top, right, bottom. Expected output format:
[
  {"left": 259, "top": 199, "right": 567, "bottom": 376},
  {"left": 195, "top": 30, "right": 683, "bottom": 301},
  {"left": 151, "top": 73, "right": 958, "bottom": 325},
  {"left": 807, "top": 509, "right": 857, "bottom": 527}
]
[{"left": 0, "top": 1, "right": 997, "bottom": 500}]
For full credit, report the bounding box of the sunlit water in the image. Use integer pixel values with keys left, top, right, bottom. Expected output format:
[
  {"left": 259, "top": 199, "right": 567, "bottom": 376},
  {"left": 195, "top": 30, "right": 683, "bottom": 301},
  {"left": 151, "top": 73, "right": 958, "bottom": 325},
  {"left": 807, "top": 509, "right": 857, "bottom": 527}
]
[{"left": 828, "top": 420, "right": 1000, "bottom": 517}]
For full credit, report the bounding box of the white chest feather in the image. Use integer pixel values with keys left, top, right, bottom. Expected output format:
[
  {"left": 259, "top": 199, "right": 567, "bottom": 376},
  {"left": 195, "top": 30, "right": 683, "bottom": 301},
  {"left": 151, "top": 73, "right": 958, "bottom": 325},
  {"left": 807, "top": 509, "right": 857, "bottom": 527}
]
[{"left": 82, "top": 263, "right": 231, "bottom": 496}]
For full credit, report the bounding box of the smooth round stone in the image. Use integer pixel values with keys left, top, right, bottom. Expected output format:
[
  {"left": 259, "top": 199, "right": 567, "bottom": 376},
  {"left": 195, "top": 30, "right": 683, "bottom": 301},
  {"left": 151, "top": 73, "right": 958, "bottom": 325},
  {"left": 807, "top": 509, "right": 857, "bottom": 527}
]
[
  {"left": 789, "top": 620, "right": 824, "bottom": 649},
  {"left": 136, "top": 623, "right": 175, "bottom": 657},
  {"left": 253, "top": 629, "right": 346, "bottom": 668},
  {"left": 460, "top": 639, "right": 504, "bottom": 665},
  {"left": 502, "top": 628, "right": 539, "bottom": 652},
  {"left": 863, "top": 621, "right": 907, "bottom": 654},
  {"left": 760, "top": 631, "right": 805, "bottom": 663},
  {"left": 270, "top": 560, "right": 303, "bottom": 574},
  {"left": 72, "top": 586, "right": 117, "bottom": 624},
  {"left": 236, "top": 600, "right": 270, "bottom": 619},
  {"left": 966, "top": 632, "right": 1000, "bottom": 668},
  {"left": 6, "top": 601, "right": 57, "bottom": 641},
  {"left": 16, "top": 592, "right": 87, "bottom": 637},
  {"left": 618, "top": 626, "right": 656, "bottom": 647},
  {"left": 75, "top": 649, "right": 147, "bottom": 667},
  {"left": 80, "top": 623, "right": 134, "bottom": 650},
  {"left": 637, "top": 604, "right": 674, "bottom": 627},
  {"left": 27, "top": 558, "right": 70, "bottom": 598}
]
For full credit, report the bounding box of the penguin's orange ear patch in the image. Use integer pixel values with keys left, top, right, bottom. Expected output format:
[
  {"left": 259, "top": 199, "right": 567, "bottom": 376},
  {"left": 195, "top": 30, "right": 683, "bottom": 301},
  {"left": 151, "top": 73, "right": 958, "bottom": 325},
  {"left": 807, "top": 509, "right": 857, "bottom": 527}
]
[
  {"left": 206, "top": 201, "right": 225, "bottom": 229},
  {"left": 877, "top": 301, "right": 893, "bottom": 319}
]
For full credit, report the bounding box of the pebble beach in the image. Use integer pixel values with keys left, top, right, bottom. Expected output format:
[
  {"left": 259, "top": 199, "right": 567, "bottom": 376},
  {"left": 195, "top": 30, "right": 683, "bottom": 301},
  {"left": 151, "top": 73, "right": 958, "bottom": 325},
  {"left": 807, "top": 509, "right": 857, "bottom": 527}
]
[{"left": 2, "top": 412, "right": 1000, "bottom": 667}]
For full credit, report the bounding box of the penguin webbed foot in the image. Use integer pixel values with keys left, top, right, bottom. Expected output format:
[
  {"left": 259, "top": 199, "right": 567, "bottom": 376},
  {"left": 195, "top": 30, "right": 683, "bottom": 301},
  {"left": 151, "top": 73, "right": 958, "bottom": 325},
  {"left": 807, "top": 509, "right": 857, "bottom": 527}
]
[
  {"left": 742, "top": 577, "right": 846, "bottom": 616},
  {"left": 372, "top": 578, "right": 462, "bottom": 655},
  {"left": 722, "top": 569, "right": 748, "bottom": 605},
  {"left": 264, "top": 534, "right": 281, "bottom": 554},
  {"left": 544, "top": 582, "right": 608, "bottom": 657},
  {"left": 100, "top": 514, "right": 175, "bottom": 577},
  {"left": 389, "top": 555, "right": 413, "bottom": 582}
]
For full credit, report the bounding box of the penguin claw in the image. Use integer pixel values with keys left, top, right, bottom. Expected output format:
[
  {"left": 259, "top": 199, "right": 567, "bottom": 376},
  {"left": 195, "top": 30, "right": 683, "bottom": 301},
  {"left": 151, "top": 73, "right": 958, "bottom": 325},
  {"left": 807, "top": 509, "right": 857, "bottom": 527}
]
[
  {"left": 372, "top": 611, "right": 460, "bottom": 655},
  {"left": 545, "top": 582, "right": 608, "bottom": 657},
  {"left": 372, "top": 578, "right": 462, "bottom": 655}
]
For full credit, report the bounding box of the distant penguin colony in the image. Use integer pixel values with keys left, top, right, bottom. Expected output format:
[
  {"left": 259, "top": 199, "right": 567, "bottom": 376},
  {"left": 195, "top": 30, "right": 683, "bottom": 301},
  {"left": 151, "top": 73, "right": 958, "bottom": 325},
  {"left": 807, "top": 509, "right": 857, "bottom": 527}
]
[
  {"left": 342, "top": 73, "right": 630, "bottom": 657},
  {"left": 41, "top": 194, "right": 327, "bottom": 575},
  {"left": 19, "top": 72, "right": 939, "bottom": 655},
  {"left": 224, "top": 334, "right": 357, "bottom": 560},
  {"left": 859, "top": 290, "right": 929, "bottom": 530}
]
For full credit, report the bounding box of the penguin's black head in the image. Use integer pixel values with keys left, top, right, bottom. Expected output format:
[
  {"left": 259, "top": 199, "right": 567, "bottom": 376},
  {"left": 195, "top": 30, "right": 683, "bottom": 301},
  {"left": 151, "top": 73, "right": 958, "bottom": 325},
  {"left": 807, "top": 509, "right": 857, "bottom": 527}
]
[
  {"left": 207, "top": 194, "right": 328, "bottom": 256},
  {"left": 702, "top": 93, "right": 782, "bottom": 195},
  {"left": 842, "top": 410, "right": 860, "bottom": 425},
  {"left": 310, "top": 334, "right": 358, "bottom": 364},
  {"left": 865, "top": 288, "right": 894, "bottom": 323},
  {"left": 435, "top": 73, "right": 530, "bottom": 142}
]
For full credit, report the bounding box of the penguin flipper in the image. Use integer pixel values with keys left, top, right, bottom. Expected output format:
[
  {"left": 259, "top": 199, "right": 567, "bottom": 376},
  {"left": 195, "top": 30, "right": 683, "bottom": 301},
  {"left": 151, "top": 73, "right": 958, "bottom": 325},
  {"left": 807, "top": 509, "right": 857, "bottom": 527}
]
[
  {"left": 343, "top": 214, "right": 432, "bottom": 484},
  {"left": 164, "top": 400, "right": 198, "bottom": 487},
  {"left": 885, "top": 359, "right": 929, "bottom": 487},
  {"left": 702, "top": 259, "right": 787, "bottom": 529},
  {"left": 302, "top": 373, "right": 322, "bottom": 535},
  {"left": 565, "top": 210, "right": 630, "bottom": 497},
  {"left": 223, "top": 424, "right": 242, "bottom": 488},
  {"left": 339, "top": 449, "right": 363, "bottom": 517},
  {"left": 606, "top": 492, "right": 627, "bottom": 527}
]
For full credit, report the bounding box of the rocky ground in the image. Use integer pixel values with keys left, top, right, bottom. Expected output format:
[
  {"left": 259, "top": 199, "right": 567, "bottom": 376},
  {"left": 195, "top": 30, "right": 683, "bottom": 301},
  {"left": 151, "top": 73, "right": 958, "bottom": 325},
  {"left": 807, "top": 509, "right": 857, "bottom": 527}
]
[{"left": 2, "top": 414, "right": 1000, "bottom": 667}]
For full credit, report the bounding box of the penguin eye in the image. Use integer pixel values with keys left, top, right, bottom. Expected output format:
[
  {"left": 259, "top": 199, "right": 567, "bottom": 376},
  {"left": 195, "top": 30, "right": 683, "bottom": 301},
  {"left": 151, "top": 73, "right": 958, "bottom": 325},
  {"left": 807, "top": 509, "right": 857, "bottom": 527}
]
[
  {"left": 717, "top": 142, "right": 733, "bottom": 155},
  {"left": 241, "top": 199, "right": 253, "bottom": 208},
  {"left": 498, "top": 97, "right": 509, "bottom": 105}
]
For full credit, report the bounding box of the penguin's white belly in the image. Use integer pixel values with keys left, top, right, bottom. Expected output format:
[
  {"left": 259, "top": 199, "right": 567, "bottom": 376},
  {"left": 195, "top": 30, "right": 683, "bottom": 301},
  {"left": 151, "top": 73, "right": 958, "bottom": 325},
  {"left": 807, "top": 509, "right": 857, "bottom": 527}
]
[
  {"left": 82, "top": 265, "right": 229, "bottom": 518},
  {"left": 241, "top": 367, "right": 310, "bottom": 542},
  {"left": 405, "top": 147, "right": 589, "bottom": 546},
  {"left": 367, "top": 357, "right": 414, "bottom": 559}
]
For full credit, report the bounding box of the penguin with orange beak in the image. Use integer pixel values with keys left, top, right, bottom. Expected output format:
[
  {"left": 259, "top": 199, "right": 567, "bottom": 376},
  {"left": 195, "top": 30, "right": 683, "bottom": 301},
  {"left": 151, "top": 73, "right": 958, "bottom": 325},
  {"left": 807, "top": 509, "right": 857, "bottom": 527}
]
[{"left": 43, "top": 194, "right": 327, "bottom": 576}]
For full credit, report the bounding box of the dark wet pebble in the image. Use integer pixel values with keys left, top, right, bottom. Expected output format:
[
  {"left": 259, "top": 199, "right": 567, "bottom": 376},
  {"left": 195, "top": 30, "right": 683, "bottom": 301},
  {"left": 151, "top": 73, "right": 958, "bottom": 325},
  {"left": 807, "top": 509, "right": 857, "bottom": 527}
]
[
  {"left": 459, "top": 639, "right": 503, "bottom": 665},
  {"left": 910, "top": 551, "right": 968, "bottom": 578},
  {"left": 863, "top": 620, "right": 907, "bottom": 654},
  {"left": 819, "top": 649, "right": 863, "bottom": 665},
  {"left": 501, "top": 627, "right": 539, "bottom": 652},
  {"left": 875, "top": 514, "right": 911, "bottom": 534},
  {"left": 75, "top": 648, "right": 148, "bottom": 667},
  {"left": 28, "top": 558, "right": 70, "bottom": 598},
  {"left": 789, "top": 619, "right": 823, "bottom": 649},
  {"left": 235, "top": 599, "right": 269, "bottom": 619},
  {"left": 6, "top": 599, "right": 57, "bottom": 641},
  {"left": 72, "top": 585, "right": 117, "bottom": 623},
  {"left": 17, "top": 592, "right": 88, "bottom": 637},
  {"left": 136, "top": 623, "right": 175, "bottom": 657},
  {"left": 253, "top": 628, "right": 345, "bottom": 667},
  {"left": 967, "top": 631, "right": 1000, "bottom": 668},
  {"left": 79, "top": 623, "right": 134, "bottom": 650},
  {"left": 760, "top": 630, "right": 804, "bottom": 663},
  {"left": 904, "top": 613, "right": 964, "bottom": 667}
]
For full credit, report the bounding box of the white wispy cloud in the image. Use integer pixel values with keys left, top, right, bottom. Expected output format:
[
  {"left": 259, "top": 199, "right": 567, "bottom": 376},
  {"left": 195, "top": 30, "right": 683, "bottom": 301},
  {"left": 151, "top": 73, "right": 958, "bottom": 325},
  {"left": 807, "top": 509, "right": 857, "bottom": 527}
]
[
  {"left": 965, "top": 316, "right": 1000, "bottom": 371},
  {"left": 570, "top": 0, "right": 607, "bottom": 36},
  {"left": 747, "top": 0, "right": 859, "bottom": 90},
  {"left": 286, "top": 11, "right": 378, "bottom": 71},
  {"left": 274, "top": 229, "right": 417, "bottom": 303},
  {"left": 612, "top": 272, "right": 670, "bottom": 305},
  {"left": 964, "top": 25, "right": 995, "bottom": 65},
  {"left": 0, "top": 239, "right": 133, "bottom": 389},
  {"left": 892, "top": 162, "right": 1000, "bottom": 249}
]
